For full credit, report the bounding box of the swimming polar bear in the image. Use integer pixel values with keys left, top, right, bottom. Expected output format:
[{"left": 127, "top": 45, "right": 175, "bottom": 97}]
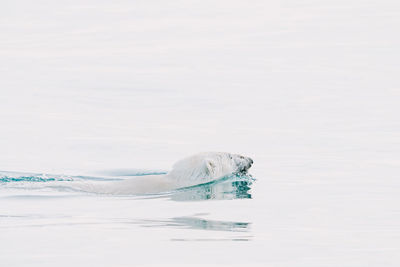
[{"left": 84, "top": 152, "right": 253, "bottom": 195}]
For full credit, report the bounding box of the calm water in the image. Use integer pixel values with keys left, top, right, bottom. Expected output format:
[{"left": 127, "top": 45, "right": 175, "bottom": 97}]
[{"left": 1, "top": 0, "right": 400, "bottom": 266}]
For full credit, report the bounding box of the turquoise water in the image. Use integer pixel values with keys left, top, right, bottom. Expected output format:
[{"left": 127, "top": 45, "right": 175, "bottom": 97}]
[{"left": 0, "top": 170, "right": 254, "bottom": 201}]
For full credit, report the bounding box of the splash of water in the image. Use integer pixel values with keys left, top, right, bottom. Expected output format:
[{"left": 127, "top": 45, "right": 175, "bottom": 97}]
[{"left": 0, "top": 170, "right": 255, "bottom": 201}]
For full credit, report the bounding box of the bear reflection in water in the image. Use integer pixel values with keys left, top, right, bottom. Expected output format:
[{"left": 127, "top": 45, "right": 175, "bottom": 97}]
[{"left": 168, "top": 174, "right": 254, "bottom": 201}]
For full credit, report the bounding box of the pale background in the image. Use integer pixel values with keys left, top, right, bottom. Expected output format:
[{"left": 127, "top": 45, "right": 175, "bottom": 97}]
[{"left": 1, "top": 0, "right": 399, "bottom": 266}]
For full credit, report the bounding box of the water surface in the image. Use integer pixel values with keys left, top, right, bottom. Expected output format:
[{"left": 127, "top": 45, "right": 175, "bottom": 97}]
[{"left": 1, "top": 0, "right": 400, "bottom": 266}]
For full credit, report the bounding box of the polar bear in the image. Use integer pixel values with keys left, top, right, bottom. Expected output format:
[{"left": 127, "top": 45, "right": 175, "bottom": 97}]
[
  {"left": 168, "top": 152, "right": 253, "bottom": 184},
  {"left": 84, "top": 152, "right": 253, "bottom": 195}
]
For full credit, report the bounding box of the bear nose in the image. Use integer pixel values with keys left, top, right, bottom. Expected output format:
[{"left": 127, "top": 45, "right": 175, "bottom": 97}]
[{"left": 249, "top": 158, "right": 253, "bottom": 164}]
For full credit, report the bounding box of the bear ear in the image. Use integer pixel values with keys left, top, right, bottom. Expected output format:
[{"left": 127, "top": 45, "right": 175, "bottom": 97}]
[{"left": 204, "top": 159, "right": 216, "bottom": 175}]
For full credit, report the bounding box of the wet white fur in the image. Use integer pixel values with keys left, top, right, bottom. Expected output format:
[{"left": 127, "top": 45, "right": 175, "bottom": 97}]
[{"left": 82, "top": 152, "right": 253, "bottom": 195}]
